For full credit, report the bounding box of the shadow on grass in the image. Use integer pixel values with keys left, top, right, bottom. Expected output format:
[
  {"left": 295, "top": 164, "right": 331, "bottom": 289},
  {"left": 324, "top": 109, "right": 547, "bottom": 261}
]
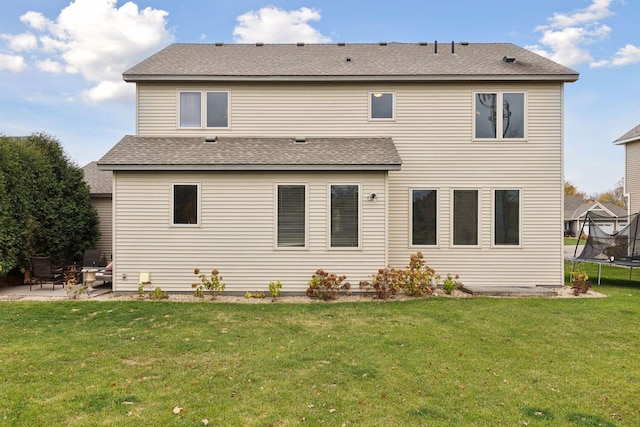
[
  {"left": 567, "top": 412, "right": 616, "bottom": 427},
  {"left": 522, "top": 407, "right": 554, "bottom": 420}
]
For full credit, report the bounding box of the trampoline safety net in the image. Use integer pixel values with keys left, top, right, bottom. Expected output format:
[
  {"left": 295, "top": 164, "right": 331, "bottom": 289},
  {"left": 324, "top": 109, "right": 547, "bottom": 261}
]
[{"left": 574, "top": 211, "right": 640, "bottom": 261}]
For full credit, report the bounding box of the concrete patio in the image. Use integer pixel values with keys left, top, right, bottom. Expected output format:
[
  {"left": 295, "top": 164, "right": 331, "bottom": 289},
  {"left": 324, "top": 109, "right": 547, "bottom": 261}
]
[{"left": 0, "top": 281, "right": 112, "bottom": 300}]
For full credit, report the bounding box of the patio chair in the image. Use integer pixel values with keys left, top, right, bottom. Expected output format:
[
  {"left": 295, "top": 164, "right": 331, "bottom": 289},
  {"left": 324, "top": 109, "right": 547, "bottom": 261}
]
[
  {"left": 82, "top": 249, "right": 102, "bottom": 269},
  {"left": 30, "top": 256, "right": 64, "bottom": 291},
  {"left": 81, "top": 249, "right": 102, "bottom": 285}
]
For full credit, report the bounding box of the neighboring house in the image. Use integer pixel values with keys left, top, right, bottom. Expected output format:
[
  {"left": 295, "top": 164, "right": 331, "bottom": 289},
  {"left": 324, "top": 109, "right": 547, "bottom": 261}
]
[
  {"left": 98, "top": 42, "right": 578, "bottom": 293},
  {"left": 564, "top": 195, "right": 628, "bottom": 237},
  {"left": 614, "top": 124, "right": 640, "bottom": 215},
  {"left": 82, "top": 161, "right": 113, "bottom": 261}
]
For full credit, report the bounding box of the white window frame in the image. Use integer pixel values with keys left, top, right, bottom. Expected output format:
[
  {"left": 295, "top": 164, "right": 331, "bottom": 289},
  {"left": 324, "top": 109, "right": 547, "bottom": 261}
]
[
  {"left": 274, "top": 182, "right": 308, "bottom": 250},
  {"left": 409, "top": 188, "right": 439, "bottom": 248},
  {"left": 492, "top": 188, "right": 522, "bottom": 247},
  {"left": 177, "top": 90, "right": 230, "bottom": 129},
  {"left": 451, "top": 188, "right": 480, "bottom": 248},
  {"left": 473, "top": 91, "right": 526, "bottom": 141},
  {"left": 369, "top": 91, "right": 395, "bottom": 121},
  {"left": 328, "top": 183, "right": 361, "bottom": 250},
  {"left": 171, "top": 182, "right": 201, "bottom": 228}
]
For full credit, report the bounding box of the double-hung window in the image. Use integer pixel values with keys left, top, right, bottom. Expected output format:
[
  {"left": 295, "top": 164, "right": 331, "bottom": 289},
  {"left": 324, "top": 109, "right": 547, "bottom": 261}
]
[
  {"left": 474, "top": 92, "right": 525, "bottom": 140},
  {"left": 494, "top": 189, "right": 520, "bottom": 245},
  {"left": 411, "top": 189, "right": 437, "bottom": 246},
  {"left": 330, "top": 184, "right": 359, "bottom": 248},
  {"left": 453, "top": 190, "right": 478, "bottom": 246},
  {"left": 370, "top": 92, "right": 394, "bottom": 120},
  {"left": 277, "top": 184, "right": 306, "bottom": 248},
  {"left": 179, "top": 91, "right": 229, "bottom": 128},
  {"left": 172, "top": 183, "right": 200, "bottom": 226}
]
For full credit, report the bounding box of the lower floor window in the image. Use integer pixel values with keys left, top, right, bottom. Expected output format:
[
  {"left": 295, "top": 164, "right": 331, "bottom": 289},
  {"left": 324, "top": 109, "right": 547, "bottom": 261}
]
[
  {"left": 495, "top": 189, "right": 520, "bottom": 245},
  {"left": 412, "top": 189, "right": 437, "bottom": 245},
  {"left": 173, "top": 183, "right": 199, "bottom": 225},
  {"left": 331, "top": 184, "right": 359, "bottom": 248},
  {"left": 277, "top": 185, "right": 306, "bottom": 247},
  {"left": 453, "top": 190, "right": 478, "bottom": 245}
]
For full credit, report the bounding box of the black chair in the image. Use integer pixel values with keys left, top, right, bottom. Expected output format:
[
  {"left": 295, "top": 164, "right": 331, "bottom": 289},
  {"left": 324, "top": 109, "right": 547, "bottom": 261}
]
[
  {"left": 30, "top": 256, "right": 63, "bottom": 291},
  {"left": 82, "top": 249, "right": 102, "bottom": 269}
]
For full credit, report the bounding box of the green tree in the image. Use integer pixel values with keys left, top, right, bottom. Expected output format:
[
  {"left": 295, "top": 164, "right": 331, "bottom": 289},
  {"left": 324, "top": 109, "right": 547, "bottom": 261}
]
[
  {"left": 0, "top": 133, "right": 99, "bottom": 274},
  {"left": 597, "top": 179, "right": 626, "bottom": 208},
  {"left": 564, "top": 180, "right": 586, "bottom": 199}
]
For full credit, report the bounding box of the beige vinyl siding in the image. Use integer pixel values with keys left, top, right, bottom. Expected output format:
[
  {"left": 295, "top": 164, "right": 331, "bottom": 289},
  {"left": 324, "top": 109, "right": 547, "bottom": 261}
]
[
  {"left": 626, "top": 141, "right": 640, "bottom": 214},
  {"left": 92, "top": 196, "right": 112, "bottom": 260},
  {"left": 112, "top": 171, "right": 387, "bottom": 292},
  {"left": 133, "top": 81, "right": 565, "bottom": 287}
]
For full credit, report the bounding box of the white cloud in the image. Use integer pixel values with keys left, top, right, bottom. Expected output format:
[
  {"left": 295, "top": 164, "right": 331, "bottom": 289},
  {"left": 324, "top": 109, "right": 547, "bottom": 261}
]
[
  {"left": 0, "top": 54, "right": 27, "bottom": 73},
  {"left": 591, "top": 43, "right": 640, "bottom": 68},
  {"left": 6, "top": 0, "right": 173, "bottom": 103},
  {"left": 20, "top": 11, "right": 50, "bottom": 31},
  {"left": 2, "top": 32, "right": 38, "bottom": 52},
  {"left": 233, "top": 6, "right": 331, "bottom": 43},
  {"left": 538, "top": 0, "right": 615, "bottom": 30},
  {"left": 527, "top": 0, "right": 615, "bottom": 68},
  {"left": 81, "top": 80, "right": 133, "bottom": 103},
  {"left": 36, "top": 58, "right": 64, "bottom": 73}
]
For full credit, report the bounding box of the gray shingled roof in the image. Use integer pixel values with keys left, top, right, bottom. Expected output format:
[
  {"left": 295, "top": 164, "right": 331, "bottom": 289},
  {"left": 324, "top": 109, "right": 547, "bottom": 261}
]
[
  {"left": 614, "top": 123, "right": 640, "bottom": 145},
  {"left": 123, "top": 42, "right": 578, "bottom": 82},
  {"left": 564, "top": 195, "right": 627, "bottom": 220},
  {"left": 97, "top": 136, "right": 402, "bottom": 171},
  {"left": 82, "top": 161, "right": 112, "bottom": 195}
]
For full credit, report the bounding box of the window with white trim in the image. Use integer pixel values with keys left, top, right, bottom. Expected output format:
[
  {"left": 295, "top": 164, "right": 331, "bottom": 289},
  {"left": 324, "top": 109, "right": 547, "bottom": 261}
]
[
  {"left": 179, "top": 91, "right": 229, "bottom": 128},
  {"left": 494, "top": 189, "right": 520, "bottom": 245},
  {"left": 172, "top": 183, "right": 199, "bottom": 226},
  {"left": 330, "top": 184, "right": 359, "bottom": 248},
  {"left": 277, "top": 184, "right": 306, "bottom": 248},
  {"left": 411, "top": 189, "right": 437, "bottom": 246},
  {"left": 474, "top": 92, "right": 525, "bottom": 139},
  {"left": 453, "top": 190, "right": 478, "bottom": 246},
  {"left": 370, "top": 92, "right": 394, "bottom": 120}
]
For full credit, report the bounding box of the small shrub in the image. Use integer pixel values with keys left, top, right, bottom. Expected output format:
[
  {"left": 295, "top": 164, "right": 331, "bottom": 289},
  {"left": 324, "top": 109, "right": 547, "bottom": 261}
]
[
  {"left": 572, "top": 280, "right": 592, "bottom": 296},
  {"left": 403, "top": 252, "right": 436, "bottom": 297},
  {"left": 245, "top": 291, "right": 266, "bottom": 299},
  {"left": 442, "top": 274, "right": 460, "bottom": 295},
  {"left": 192, "top": 268, "right": 225, "bottom": 299},
  {"left": 268, "top": 280, "right": 283, "bottom": 301},
  {"left": 359, "top": 267, "right": 403, "bottom": 300},
  {"left": 307, "top": 270, "right": 350, "bottom": 300},
  {"left": 149, "top": 286, "right": 169, "bottom": 300}
]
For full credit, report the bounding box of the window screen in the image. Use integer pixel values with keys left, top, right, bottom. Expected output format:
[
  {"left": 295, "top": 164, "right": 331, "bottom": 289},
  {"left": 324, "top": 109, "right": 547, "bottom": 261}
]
[
  {"left": 371, "top": 93, "right": 394, "bottom": 119},
  {"left": 206, "top": 92, "right": 228, "bottom": 128},
  {"left": 173, "top": 184, "right": 198, "bottom": 225},
  {"left": 179, "top": 92, "right": 201, "bottom": 127},
  {"left": 331, "top": 185, "right": 359, "bottom": 247},
  {"left": 278, "top": 185, "right": 305, "bottom": 247},
  {"left": 495, "top": 190, "right": 520, "bottom": 245},
  {"left": 412, "top": 189, "right": 437, "bottom": 245},
  {"left": 453, "top": 190, "right": 478, "bottom": 245}
]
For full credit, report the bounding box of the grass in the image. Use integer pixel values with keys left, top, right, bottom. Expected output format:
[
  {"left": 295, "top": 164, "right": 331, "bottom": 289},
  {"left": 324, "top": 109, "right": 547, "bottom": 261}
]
[
  {"left": 0, "top": 264, "right": 639, "bottom": 426},
  {"left": 564, "top": 237, "right": 586, "bottom": 246}
]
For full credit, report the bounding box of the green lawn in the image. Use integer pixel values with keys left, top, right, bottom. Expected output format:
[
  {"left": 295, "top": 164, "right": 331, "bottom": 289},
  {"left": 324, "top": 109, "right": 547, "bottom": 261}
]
[
  {"left": 1, "top": 264, "right": 639, "bottom": 426},
  {"left": 564, "top": 237, "right": 586, "bottom": 246}
]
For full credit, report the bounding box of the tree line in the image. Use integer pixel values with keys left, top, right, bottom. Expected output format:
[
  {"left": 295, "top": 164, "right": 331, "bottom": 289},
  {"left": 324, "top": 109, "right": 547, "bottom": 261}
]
[
  {"left": 0, "top": 133, "right": 99, "bottom": 279},
  {"left": 564, "top": 178, "right": 626, "bottom": 208}
]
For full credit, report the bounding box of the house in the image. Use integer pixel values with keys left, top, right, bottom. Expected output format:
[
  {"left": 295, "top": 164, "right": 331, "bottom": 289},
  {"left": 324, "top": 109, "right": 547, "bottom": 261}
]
[
  {"left": 82, "top": 161, "right": 113, "bottom": 261},
  {"left": 98, "top": 42, "right": 578, "bottom": 293},
  {"left": 614, "top": 124, "right": 640, "bottom": 215},
  {"left": 564, "top": 195, "right": 628, "bottom": 237}
]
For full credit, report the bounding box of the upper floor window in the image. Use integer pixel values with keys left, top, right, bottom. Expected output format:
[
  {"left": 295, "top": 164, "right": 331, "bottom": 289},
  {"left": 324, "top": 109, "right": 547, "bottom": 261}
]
[
  {"left": 453, "top": 189, "right": 478, "bottom": 246},
  {"left": 330, "top": 184, "right": 359, "bottom": 248},
  {"left": 172, "top": 183, "right": 200, "bottom": 226},
  {"left": 474, "top": 92, "right": 525, "bottom": 139},
  {"left": 277, "top": 184, "right": 306, "bottom": 248},
  {"left": 411, "top": 189, "right": 437, "bottom": 246},
  {"left": 370, "top": 92, "right": 394, "bottom": 120},
  {"left": 494, "top": 189, "right": 520, "bottom": 245},
  {"left": 179, "top": 91, "right": 229, "bottom": 128}
]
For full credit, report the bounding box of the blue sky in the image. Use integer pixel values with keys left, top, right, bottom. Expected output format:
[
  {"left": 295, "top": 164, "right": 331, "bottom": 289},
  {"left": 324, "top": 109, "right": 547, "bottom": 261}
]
[{"left": 1, "top": 0, "right": 639, "bottom": 195}]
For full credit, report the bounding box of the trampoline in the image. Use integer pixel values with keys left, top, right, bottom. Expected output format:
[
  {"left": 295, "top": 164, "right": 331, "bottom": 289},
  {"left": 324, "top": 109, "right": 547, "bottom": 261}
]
[{"left": 568, "top": 211, "right": 640, "bottom": 284}]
